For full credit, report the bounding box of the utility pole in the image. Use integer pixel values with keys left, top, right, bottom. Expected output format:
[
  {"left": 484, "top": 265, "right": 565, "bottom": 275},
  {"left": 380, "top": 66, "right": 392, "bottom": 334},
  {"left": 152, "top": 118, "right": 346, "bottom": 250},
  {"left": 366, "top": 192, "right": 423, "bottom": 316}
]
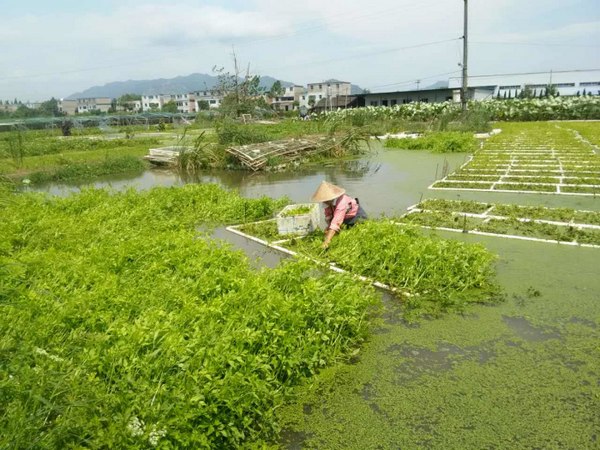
[{"left": 461, "top": 0, "right": 469, "bottom": 111}]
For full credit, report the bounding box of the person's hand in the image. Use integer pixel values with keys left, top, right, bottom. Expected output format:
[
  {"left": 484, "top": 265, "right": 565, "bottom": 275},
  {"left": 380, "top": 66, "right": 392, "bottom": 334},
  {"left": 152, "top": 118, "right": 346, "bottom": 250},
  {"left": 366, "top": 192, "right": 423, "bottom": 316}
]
[{"left": 321, "top": 241, "right": 329, "bottom": 250}]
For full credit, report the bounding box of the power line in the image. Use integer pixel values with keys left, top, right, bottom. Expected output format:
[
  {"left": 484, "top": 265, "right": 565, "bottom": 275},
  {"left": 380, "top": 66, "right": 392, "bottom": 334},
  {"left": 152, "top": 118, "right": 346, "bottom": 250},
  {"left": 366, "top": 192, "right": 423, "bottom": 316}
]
[
  {"left": 368, "top": 70, "right": 462, "bottom": 92},
  {"left": 259, "top": 38, "right": 461, "bottom": 73},
  {"left": 471, "top": 40, "right": 600, "bottom": 48},
  {"left": 446, "top": 68, "right": 600, "bottom": 80}
]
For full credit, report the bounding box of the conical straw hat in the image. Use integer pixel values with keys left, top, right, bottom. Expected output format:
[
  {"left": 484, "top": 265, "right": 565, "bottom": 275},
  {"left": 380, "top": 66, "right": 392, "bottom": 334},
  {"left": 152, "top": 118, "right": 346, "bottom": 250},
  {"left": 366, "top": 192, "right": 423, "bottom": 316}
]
[{"left": 311, "top": 181, "right": 346, "bottom": 202}]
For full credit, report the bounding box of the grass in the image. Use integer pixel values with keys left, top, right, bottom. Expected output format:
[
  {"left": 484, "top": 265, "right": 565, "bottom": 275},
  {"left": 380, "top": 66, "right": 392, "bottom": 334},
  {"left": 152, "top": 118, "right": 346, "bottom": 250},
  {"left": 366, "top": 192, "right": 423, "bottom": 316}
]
[
  {"left": 385, "top": 131, "right": 478, "bottom": 153},
  {"left": 0, "top": 138, "right": 158, "bottom": 175},
  {"left": 26, "top": 155, "right": 146, "bottom": 184}
]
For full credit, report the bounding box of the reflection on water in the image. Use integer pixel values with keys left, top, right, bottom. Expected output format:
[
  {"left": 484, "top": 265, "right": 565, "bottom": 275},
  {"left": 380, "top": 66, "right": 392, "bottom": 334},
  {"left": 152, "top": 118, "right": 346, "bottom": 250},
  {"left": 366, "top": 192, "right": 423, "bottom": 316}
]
[{"left": 28, "top": 149, "right": 467, "bottom": 217}]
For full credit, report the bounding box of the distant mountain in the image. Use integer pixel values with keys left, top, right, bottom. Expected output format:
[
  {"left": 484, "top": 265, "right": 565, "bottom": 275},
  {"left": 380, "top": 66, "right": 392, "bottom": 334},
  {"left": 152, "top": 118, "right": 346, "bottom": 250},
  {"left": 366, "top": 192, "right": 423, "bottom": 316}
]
[
  {"left": 67, "top": 73, "right": 295, "bottom": 99},
  {"left": 423, "top": 80, "right": 449, "bottom": 90}
]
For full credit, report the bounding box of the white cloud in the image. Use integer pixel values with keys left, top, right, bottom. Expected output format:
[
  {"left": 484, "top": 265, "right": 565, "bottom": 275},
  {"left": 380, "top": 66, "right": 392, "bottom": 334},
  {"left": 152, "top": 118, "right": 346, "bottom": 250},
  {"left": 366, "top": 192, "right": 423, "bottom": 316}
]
[{"left": 0, "top": 0, "right": 598, "bottom": 99}]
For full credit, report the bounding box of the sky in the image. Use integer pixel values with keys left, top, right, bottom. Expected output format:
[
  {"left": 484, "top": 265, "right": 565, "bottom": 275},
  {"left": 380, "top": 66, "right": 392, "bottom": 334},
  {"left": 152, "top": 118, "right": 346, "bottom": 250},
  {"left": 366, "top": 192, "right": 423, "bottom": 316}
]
[{"left": 1, "top": 0, "right": 599, "bottom": 101}]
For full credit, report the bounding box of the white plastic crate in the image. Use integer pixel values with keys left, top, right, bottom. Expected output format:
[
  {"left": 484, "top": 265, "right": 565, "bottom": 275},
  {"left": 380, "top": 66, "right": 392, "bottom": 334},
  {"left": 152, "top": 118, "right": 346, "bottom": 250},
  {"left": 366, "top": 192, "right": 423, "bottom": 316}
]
[{"left": 276, "top": 203, "right": 321, "bottom": 236}]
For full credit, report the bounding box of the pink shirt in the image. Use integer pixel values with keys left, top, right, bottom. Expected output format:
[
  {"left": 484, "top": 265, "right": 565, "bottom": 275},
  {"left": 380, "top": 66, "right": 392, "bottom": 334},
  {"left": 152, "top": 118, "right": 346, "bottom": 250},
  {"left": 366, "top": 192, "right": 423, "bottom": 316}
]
[{"left": 324, "top": 194, "right": 359, "bottom": 232}]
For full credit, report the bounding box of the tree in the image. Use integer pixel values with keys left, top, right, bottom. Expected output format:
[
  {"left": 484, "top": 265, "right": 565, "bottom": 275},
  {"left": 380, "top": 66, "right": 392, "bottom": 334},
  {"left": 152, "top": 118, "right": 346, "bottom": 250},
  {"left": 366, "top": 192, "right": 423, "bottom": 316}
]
[
  {"left": 119, "top": 93, "right": 141, "bottom": 102},
  {"left": 213, "top": 47, "right": 266, "bottom": 117},
  {"left": 118, "top": 94, "right": 141, "bottom": 112},
  {"left": 109, "top": 99, "right": 118, "bottom": 113},
  {"left": 269, "top": 80, "right": 283, "bottom": 99},
  {"left": 519, "top": 86, "right": 534, "bottom": 99},
  {"left": 197, "top": 100, "right": 209, "bottom": 111},
  {"left": 162, "top": 101, "right": 178, "bottom": 113},
  {"left": 545, "top": 84, "right": 558, "bottom": 97},
  {"left": 38, "top": 98, "right": 60, "bottom": 117}
]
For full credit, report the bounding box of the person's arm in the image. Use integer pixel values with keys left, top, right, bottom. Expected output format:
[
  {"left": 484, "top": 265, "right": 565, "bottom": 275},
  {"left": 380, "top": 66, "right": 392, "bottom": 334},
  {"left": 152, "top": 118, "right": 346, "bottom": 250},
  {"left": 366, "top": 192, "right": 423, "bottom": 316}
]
[
  {"left": 322, "top": 228, "right": 336, "bottom": 249},
  {"left": 322, "top": 204, "right": 346, "bottom": 248}
]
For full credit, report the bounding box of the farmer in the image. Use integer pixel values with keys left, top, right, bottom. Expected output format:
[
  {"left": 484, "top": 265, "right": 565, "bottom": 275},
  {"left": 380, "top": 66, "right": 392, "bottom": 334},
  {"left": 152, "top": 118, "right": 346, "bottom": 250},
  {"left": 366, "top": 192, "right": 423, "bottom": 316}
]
[{"left": 311, "top": 181, "right": 368, "bottom": 249}]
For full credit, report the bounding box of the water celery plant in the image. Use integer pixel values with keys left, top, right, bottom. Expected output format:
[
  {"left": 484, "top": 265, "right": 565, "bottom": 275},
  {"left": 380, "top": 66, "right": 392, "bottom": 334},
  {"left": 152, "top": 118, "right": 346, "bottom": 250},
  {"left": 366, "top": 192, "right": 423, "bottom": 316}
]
[
  {"left": 280, "top": 205, "right": 313, "bottom": 217},
  {"left": 283, "top": 220, "right": 502, "bottom": 319},
  {"left": 0, "top": 184, "right": 377, "bottom": 448}
]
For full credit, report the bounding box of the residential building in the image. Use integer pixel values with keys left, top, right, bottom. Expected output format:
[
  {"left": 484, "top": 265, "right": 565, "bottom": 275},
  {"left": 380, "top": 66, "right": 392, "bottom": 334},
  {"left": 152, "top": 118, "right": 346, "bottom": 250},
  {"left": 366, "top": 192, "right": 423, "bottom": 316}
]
[
  {"left": 24, "top": 101, "right": 42, "bottom": 110},
  {"left": 56, "top": 97, "right": 113, "bottom": 115},
  {"left": 73, "top": 97, "right": 112, "bottom": 114},
  {"left": 156, "top": 94, "right": 191, "bottom": 113},
  {"left": 141, "top": 91, "right": 222, "bottom": 112},
  {"left": 141, "top": 94, "right": 163, "bottom": 111},
  {"left": 301, "top": 80, "right": 352, "bottom": 109},
  {"left": 119, "top": 100, "right": 142, "bottom": 113},
  {"left": 189, "top": 90, "right": 222, "bottom": 111},
  {"left": 0, "top": 103, "right": 20, "bottom": 114},
  {"left": 271, "top": 85, "right": 304, "bottom": 111},
  {"left": 58, "top": 99, "right": 78, "bottom": 115}
]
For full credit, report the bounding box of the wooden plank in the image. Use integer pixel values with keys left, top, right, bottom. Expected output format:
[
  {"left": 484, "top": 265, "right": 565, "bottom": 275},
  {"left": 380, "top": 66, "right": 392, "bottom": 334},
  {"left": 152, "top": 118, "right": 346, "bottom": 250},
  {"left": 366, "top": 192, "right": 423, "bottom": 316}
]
[{"left": 226, "top": 137, "right": 327, "bottom": 170}]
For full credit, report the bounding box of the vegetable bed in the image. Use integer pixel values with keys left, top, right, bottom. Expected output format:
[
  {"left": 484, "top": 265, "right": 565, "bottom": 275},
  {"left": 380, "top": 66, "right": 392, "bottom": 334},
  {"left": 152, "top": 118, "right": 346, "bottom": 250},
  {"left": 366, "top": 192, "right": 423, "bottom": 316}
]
[
  {"left": 430, "top": 122, "right": 600, "bottom": 195},
  {"left": 399, "top": 199, "right": 600, "bottom": 247}
]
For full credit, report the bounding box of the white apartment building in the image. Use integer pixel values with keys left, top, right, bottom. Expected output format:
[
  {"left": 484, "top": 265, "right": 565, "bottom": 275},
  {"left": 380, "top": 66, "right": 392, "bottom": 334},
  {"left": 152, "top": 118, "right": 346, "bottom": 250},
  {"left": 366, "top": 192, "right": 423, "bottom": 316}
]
[
  {"left": 299, "top": 80, "right": 352, "bottom": 108},
  {"left": 141, "top": 92, "right": 222, "bottom": 112},
  {"left": 162, "top": 93, "right": 192, "bottom": 113},
  {"left": 189, "top": 91, "right": 222, "bottom": 111},
  {"left": 141, "top": 94, "right": 163, "bottom": 111}
]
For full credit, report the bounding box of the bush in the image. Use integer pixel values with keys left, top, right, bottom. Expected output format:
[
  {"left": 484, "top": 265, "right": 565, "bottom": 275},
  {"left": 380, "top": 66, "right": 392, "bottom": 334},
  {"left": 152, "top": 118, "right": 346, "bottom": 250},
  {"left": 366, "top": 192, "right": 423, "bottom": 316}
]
[
  {"left": 216, "top": 120, "right": 270, "bottom": 145},
  {"left": 316, "top": 96, "right": 600, "bottom": 124}
]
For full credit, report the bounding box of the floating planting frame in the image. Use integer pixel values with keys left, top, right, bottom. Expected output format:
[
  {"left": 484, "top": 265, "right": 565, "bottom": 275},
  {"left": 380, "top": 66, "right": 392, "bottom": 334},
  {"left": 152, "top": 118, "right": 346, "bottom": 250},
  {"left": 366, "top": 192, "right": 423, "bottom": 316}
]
[
  {"left": 226, "top": 220, "right": 405, "bottom": 295},
  {"left": 430, "top": 125, "right": 600, "bottom": 196},
  {"left": 400, "top": 202, "right": 600, "bottom": 249}
]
